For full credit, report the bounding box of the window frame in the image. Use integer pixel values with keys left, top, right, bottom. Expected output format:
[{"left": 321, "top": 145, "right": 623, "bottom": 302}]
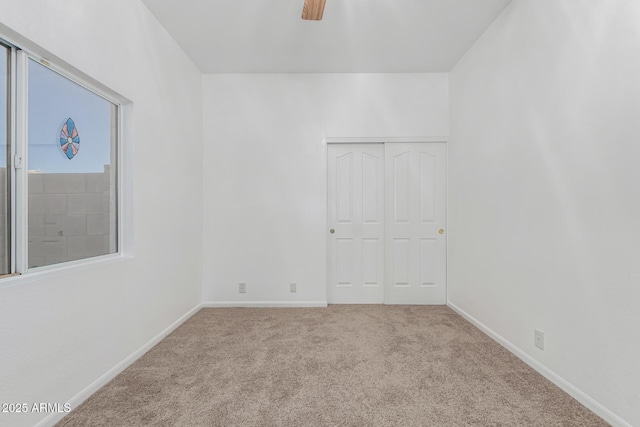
[
  {"left": 1, "top": 39, "right": 17, "bottom": 277},
  {"left": 0, "top": 37, "right": 128, "bottom": 284}
]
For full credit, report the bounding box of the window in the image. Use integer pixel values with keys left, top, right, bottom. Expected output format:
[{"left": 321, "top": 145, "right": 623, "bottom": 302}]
[
  {"left": 27, "top": 60, "right": 118, "bottom": 268},
  {"left": 1, "top": 43, "right": 9, "bottom": 275},
  {"left": 0, "top": 38, "right": 122, "bottom": 277}
]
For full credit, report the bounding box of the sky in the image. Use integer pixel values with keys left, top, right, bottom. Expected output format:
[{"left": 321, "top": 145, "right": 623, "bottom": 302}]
[
  {"left": 2, "top": 55, "right": 114, "bottom": 174},
  {"left": 28, "top": 59, "right": 114, "bottom": 174}
]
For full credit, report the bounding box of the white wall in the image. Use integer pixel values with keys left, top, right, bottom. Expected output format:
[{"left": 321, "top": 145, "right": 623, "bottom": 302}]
[
  {"left": 448, "top": 1, "right": 640, "bottom": 425},
  {"left": 0, "top": 1, "right": 203, "bottom": 426},
  {"left": 202, "top": 74, "right": 448, "bottom": 304}
]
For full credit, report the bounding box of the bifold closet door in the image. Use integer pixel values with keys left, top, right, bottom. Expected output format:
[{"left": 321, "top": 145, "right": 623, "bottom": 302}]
[
  {"left": 384, "top": 143, "right": 447, "bottom": 305},
  {"left": 327, "top": 144, "right": 385, "bottom": 304}
]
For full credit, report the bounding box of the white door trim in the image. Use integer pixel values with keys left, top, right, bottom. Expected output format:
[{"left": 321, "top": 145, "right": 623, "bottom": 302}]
[{"left": 325, "top": 136, "right": 448, "bottom": 145}]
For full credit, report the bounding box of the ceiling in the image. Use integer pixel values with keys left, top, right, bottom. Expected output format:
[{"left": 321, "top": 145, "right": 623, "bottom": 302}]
[{"left": 142, "top": 0, "right": 512, "bottom": 73}]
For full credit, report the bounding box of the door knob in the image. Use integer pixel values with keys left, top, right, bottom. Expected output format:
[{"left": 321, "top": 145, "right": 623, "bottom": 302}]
[
  {"left": 330, "top": 229, "right": 335, "bottom": 234},
  {"left": 439, "top": 229, "right": 445, "bottom": 234}
]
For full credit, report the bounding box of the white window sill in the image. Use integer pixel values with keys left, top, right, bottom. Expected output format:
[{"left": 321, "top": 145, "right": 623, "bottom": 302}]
[{"left": 0, "top": 252, "right": 134, "bottom": 289}]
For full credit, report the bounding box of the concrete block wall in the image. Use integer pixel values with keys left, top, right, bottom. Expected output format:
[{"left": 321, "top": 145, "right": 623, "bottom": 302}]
[{"left": 28, "top": 167, "right": 114, "bottom": 268}]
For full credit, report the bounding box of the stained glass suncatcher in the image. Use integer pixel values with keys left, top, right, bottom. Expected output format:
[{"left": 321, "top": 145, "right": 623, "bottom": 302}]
[{"left": 59, "top": 117, "right": 80, "bottom": 159}]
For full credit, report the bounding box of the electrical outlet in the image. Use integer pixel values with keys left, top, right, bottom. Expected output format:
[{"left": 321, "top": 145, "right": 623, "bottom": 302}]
[
  {"left": 239, "top": 282, "right": 246, "bottom": 294},
  {"left": 534, "top": 329, "right": 544, "bottom": 350},
  {"left": 290, "top": 283, "right": 297, "bottom": 293}
]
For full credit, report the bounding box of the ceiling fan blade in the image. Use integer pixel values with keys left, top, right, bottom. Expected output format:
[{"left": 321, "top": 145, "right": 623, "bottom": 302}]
[{"left": 302, "top": 0, "right": 326, "bottom": 21}]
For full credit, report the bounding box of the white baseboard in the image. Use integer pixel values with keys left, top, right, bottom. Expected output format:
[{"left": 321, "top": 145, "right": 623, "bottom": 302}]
[
  {"left": 36, "top": 303, "right": 203, "bottom": 427},
  {"left": 202, "top": 301, "right": 328, "bottom": 308},
  {"left": 447, "top": 301, "right": 631, "bottom": 427}
]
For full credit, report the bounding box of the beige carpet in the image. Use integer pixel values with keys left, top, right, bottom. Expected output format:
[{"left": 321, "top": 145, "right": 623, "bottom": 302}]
[{"left": 57, "top": 306, "right": 607, "bottom": 426}]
